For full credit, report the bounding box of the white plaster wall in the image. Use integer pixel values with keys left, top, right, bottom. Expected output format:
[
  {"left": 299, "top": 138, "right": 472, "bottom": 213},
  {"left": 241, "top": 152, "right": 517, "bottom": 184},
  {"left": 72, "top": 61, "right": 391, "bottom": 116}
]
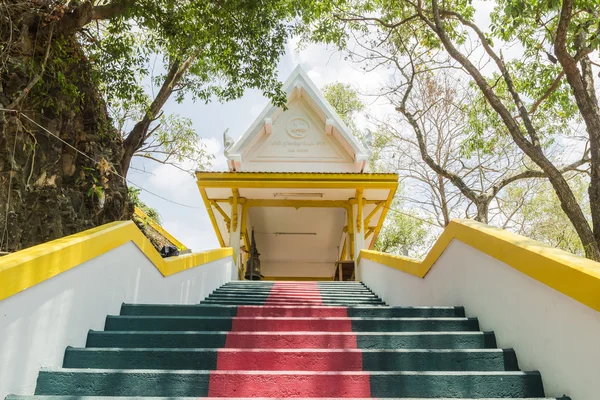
[
  {"left": 261, "top": 261, "right": 336, "bottom": 278},
  {"left": 358, "top": 239, "right": 600, "bottom": 400},
  {"left": 0, "top": 242, "right": 234, "bottom": 399}
]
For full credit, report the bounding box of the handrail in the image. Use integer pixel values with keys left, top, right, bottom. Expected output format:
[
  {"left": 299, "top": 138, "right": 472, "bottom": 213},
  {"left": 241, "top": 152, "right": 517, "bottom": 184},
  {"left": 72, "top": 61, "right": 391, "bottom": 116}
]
[
  {"left": 358, "top": 219, "right": 600, "bottom": 312},
  {"left": 133, "top": 206, "right": 188, "bottom": 250},
  {"left": 0, "top": 221, "right": 234, "bottom": 301}
]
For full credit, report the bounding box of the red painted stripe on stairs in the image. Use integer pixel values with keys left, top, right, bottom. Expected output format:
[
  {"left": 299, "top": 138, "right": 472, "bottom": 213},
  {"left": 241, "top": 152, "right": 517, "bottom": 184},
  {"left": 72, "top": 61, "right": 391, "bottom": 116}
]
[
  {"left": 207, "top": 371, "right": 371, "bottom": 397},
  {"left": 236, "top": 306, "right": 348, "bottom": 317},
  {"left": 230, "top": 317, "right": 354, "bottom": 332},
  {"left": 266, "top": 282, "right": 323, "bottom": 305},
  {"left": 263, "top": 299, "right": 326, "bottom": 305},
  {"left": 215, "top": 349, "right": 363, "bottom": 371},
  {"left": 224, "top": 332, "right": 358, "bottom": 349},
  {"left": 266, "top": 291, "right": 325, "bottom": 296}
]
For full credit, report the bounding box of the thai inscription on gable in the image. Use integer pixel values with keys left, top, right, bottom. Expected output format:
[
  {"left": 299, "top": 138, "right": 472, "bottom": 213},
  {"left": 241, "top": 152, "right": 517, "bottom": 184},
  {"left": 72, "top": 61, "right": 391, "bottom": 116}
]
[{"left": 270, "top": 139, "right": 328, "bottom": 153}]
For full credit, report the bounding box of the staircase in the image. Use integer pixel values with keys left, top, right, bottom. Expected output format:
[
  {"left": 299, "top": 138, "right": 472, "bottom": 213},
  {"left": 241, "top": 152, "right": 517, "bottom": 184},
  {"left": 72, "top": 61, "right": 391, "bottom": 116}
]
[{"left": 8, "top": 281, "right": 569, "bottom": 399}]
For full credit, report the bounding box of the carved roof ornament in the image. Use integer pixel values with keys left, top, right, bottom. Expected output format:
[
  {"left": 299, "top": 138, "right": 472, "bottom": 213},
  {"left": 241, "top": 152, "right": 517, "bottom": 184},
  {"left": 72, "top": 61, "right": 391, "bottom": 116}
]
[
  {"left": 224, "top": 65, "right": 370, "bottom": 172},
  {"left": 223, "top": 128, "right": 235, "bottom": 156},
  {"left": 362, "top": 128, "right": 373, "bottom": 155}
]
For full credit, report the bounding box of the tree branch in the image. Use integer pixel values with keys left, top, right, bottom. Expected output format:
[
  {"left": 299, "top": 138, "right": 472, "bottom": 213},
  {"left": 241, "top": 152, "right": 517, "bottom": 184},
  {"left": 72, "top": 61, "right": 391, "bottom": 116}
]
[
  {"left": 492, "top": 155, "right": 591, "bottom": 194},
  {"left": 121, "top": 51, "right": 198, "bottom": 175},
  {"left": 529, "top": 70, "right": 565, "bottom": 115},
  {"left": 338, "top": 13, "right": 419, "bottom": 29}
]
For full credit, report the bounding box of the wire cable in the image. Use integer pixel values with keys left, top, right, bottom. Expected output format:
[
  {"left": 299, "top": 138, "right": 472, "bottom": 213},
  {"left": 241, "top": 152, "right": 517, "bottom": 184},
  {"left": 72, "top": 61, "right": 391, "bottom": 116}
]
[{"left": 0, "top": 108, "right": 205, "bottom": 209}]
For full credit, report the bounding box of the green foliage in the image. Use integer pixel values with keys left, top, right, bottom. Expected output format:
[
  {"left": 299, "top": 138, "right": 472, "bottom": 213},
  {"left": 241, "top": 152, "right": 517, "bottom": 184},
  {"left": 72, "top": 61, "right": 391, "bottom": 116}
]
[
  {"left": 374, "top": 194, "right": 429, "bottom": 257},
  {"left": 32, "top": 37, "right": 85, "bottom": 113},
  {"left": 502, "top": 175, "right": 591, "bottom": 256},
  {"left": 322, "top": 81, "right": 366, "bottom": 142},
  {"left": 128, "top": 187, "right": 161, "bottom": 224},
  {"left": 375, "top": 210, "right": 428, "bottom": 257},
  {"left": 87, "top": 0, "right": 314, "bottom": 111},
  {"left": 323, "top": 82, "right": 365, "bottom": 125}
]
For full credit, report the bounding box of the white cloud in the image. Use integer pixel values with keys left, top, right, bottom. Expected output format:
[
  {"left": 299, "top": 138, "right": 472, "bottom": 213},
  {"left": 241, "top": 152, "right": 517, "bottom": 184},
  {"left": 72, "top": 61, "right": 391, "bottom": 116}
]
[{"left": 201, "top": 136, "right": 221, "bottom": 156}]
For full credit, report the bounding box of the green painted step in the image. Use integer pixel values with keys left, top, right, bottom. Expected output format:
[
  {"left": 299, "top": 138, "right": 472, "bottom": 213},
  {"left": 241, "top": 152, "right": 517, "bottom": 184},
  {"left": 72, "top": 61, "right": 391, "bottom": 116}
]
[
  {"left": 208, "top": 293, "right": 380, "bottom": 300},
  {"left": 63, "top": 348, "right": 518, "bottom": 371},
  {"left": 221, "top": 282, "right": 369, "bottom": 286},
  {"left": 210, "top": 289, "right": 378, "bottom": 298},
  {"left": 119, "top": 304, "right": 465, "bottom": 318},
  {"left": 219, "top": 286, "right": 369, "bottom": 291},
  {"left": 200, "top": 299, "right": 386, "bottom": 306},
  {"left": 34, "top": 369, "right": 545, "bottom": 397},
  {"left": 104, "top": 316, "right": 479, "bottom": 332},
  {"left": 214, "top": 286, "right": 375, "bottom": 292},
  {"left": 86, "top": 330, "right": 497, "bottom": 349},
  {"left": 206, "top": 296, "right": 384, "bottom": 304}
]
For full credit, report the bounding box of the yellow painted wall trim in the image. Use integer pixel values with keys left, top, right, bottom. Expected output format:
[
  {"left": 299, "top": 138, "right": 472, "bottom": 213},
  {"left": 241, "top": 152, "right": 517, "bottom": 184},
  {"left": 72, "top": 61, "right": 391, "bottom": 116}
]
[
  {"left": 133, "top": 206, "right": 188, "bottom": 250},
  {"left": 0, "top": 221, "right": 234, "bottom": 301},
  {"left": 358, "top": 219, "right": 600, "bottom": 312}
]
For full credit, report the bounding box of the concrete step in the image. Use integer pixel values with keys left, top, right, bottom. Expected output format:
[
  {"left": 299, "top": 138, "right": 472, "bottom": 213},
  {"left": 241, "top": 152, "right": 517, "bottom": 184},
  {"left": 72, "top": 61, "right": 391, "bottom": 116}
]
[
  {"left": 86, "top": 330, "right": 497, "bottom": 349},
  {"left": 200, "top": 299, "right": 387, "bottom": 306},
  {"left": 213, "top": 288, "right": 376, "bottom": 295},
  {"left": 209, "top": 292, "right": 380, "bottom": 300},
  {"left": 63, "top": 348, "right": 518, "bottom": 371},
  {"left": 223, "top": 281, "right": 366, "bottom": 285},
  {"left": 221, "top": 283, "right": 369, "bottom": 289},
  {"left": 8, "top": 397, "right": 574, "bottom": 400},
  {"left": 119, "top": 304, "right": 465, "bottom": 318},
  {"left": 34, "top": 369, "right": 545, "bottom": 397},
  {"left": 206, "top": 297, "right": 384, "bottom": 305},
  {"left": 103, "top": 316, "right": 479, "bottom": 332}
]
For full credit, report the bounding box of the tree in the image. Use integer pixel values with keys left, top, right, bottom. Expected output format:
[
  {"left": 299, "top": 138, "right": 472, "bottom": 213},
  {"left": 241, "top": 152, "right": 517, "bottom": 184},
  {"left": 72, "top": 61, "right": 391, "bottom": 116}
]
[
  {"left": 500, "top": 175, "right": 590, "bottom": 256},
  {"left": 304, "top": 0, "right": 600, "bottom": 260},
  {"left": 114, "top": 108, "right": 214, "bottom": 176},
  {"left": 374, "top": 199, "right": 430, "bottom": 257},
  {"left": 391, "top": 69, "right": 589, "bottom": 224},
  {"left": 0, "top": 0, "right": 318, "bottom": 251},
  {"left": 322, "top": 82, "right": 365, "bottom": 133}
]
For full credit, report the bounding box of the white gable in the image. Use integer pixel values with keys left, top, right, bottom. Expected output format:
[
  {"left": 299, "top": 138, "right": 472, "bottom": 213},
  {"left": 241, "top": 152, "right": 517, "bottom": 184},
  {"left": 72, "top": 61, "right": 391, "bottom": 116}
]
[{"left": 224, "top": 65, "right": 370, "bottom": 173}]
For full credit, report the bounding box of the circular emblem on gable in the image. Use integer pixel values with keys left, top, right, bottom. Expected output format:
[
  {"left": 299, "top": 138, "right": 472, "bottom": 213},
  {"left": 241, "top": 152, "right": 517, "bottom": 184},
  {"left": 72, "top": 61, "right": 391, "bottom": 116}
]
[{"left": 286, "top": 118, "right": 310, "bottom": 138}]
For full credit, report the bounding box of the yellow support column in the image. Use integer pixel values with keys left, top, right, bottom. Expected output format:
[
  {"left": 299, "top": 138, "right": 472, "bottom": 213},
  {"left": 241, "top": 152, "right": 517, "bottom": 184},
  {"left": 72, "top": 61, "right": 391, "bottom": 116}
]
[
  {"left": 346, "top": 204, "right": 355, "bottom": 260},
  {"left": 229, "top": 190, "right": 241, "bottom": 274},
  {"left": 354, "top": 190, "right": 365, "bottom": 261}
]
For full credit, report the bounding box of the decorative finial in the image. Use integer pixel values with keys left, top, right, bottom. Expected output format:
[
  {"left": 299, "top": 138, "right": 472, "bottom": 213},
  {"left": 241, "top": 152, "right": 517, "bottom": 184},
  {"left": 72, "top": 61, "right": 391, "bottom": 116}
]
[
  {"left": 362, "top": 128, "right": 373, "bottom": 150},
  {"left": 223, "top": 128, "right": 234, "bottom": 155}
]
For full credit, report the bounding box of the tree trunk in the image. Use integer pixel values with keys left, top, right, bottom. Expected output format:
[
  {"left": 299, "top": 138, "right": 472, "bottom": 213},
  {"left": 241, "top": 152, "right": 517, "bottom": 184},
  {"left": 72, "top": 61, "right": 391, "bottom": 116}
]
[
  {"left": 554, "top": 10, "right": 600, "bottom": 250},
  {"left": 0, "top": 14, "right": 130, "bottom": 252},
  {"left": 427, "top": 0, "right": 600, "bottom": 260},
  {"left": 474, "top": 200, "right": 489, "bottom": 224},
  {"left": 437, "top": 175, "right": 451, "bottom": 226}
]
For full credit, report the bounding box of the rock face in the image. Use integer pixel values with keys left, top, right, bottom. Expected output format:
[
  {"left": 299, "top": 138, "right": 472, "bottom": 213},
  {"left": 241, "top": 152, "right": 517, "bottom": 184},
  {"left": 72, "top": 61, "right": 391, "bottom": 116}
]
[{"left": 0, "top": 11, "right": 131, "bottom": 252}]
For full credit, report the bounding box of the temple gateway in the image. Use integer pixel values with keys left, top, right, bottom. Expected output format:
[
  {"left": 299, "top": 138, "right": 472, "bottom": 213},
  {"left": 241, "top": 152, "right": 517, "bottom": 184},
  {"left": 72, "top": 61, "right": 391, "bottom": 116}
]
[{"left": 196, "top": 66, "right": 398, "bottom": 280}]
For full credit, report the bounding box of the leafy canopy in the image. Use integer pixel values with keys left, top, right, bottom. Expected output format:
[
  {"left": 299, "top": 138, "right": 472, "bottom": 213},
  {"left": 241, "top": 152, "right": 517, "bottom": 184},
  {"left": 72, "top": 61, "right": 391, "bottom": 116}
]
[{"left": 88, "top": 0, "right": 327, "bottom": 112}]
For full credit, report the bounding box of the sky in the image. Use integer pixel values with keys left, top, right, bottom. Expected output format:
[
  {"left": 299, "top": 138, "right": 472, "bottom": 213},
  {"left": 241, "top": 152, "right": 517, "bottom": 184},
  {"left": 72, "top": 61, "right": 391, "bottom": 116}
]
[
  {"left": 126, "top": 39, "right": 389, "bottom": 251},
  {"left": 125, "top": 0, "right": 591, "bottom": 252}
]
